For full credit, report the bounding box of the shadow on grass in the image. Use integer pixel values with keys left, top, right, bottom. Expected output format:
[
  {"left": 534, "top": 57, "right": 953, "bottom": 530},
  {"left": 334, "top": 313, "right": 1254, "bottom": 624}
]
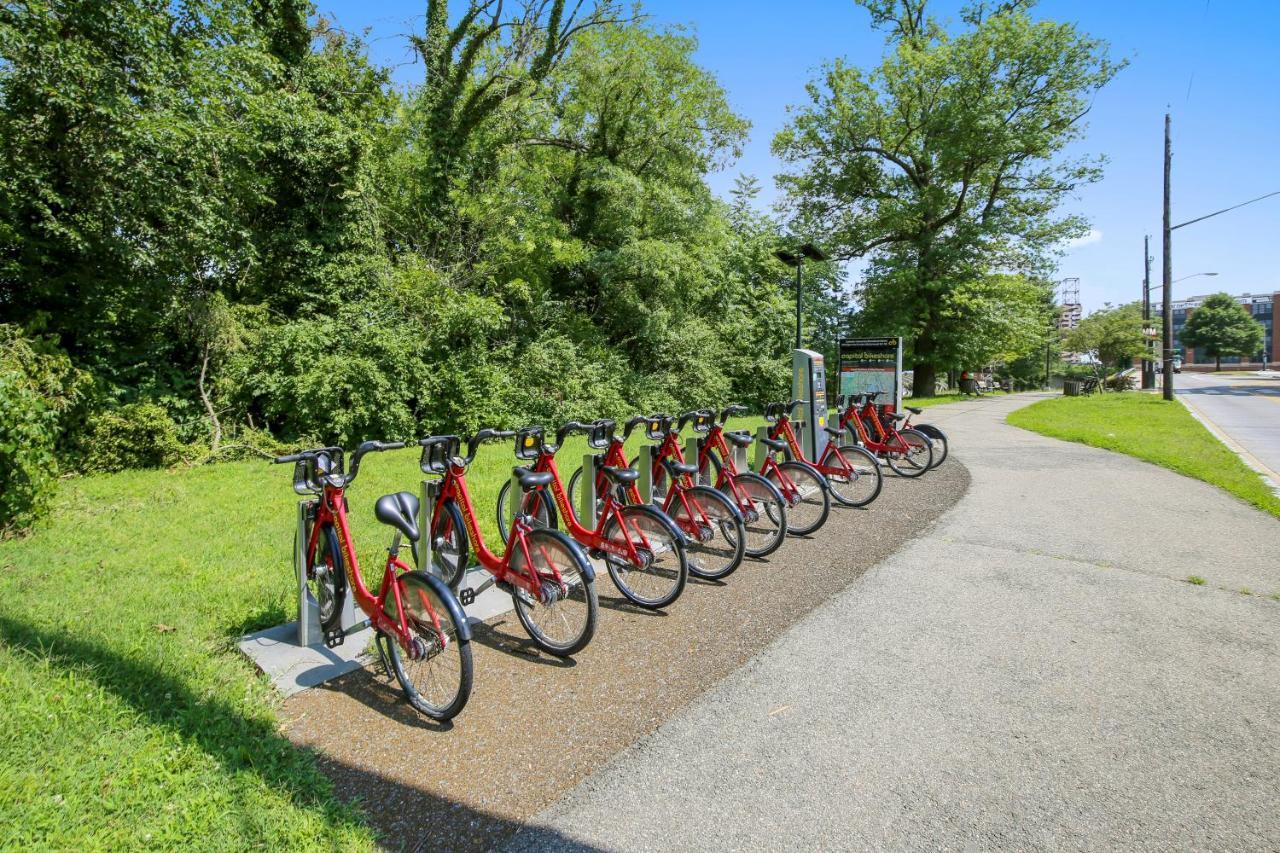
[{"left": 0, "top": 614, "right": 598, "bottom": 851}]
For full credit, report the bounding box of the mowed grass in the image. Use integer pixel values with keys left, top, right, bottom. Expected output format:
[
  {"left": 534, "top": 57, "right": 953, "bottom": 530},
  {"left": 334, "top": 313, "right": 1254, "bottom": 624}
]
[
  {"left": 1007, "top": 393, "right": 1280, "bottom": 520},
  {"left": 904, "top": 391, "right": 967, "bottom": 408},
  {"left": 0, "top": 417, "right": 757, "bottom": 848}
]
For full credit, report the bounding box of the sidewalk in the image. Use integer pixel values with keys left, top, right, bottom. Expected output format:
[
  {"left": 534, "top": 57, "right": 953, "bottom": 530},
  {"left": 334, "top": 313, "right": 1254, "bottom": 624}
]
[{"left": 510, "top": 393, "right": 1280, "bottom": 851}]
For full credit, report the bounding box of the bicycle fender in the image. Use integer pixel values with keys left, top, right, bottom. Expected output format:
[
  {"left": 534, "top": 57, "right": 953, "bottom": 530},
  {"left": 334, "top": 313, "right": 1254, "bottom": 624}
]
[
  {"left": 543, "top": 529, "right": 597, "bottom": 583},
  {"left": 786, "top": 459, "right": 830, "bottom": 491},
  {"left": 406, "top": 570, "right": 473, "bottom": 642},
  {"left": 645, "top": 505, "right": 691, "bottom": 548},
  {"left": 912, "top": 423, "right": 947, "bottom": 441}
]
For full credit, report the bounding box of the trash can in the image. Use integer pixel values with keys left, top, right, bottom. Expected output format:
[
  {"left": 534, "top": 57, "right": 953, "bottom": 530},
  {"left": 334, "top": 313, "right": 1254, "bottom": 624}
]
[{"left": 1063, "top": 380, "right": 1081, "bottom": 396}]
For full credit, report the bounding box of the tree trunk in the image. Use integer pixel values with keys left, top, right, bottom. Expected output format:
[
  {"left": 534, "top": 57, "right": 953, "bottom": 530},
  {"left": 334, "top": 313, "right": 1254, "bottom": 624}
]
[
  {"left": 198, "top": 347, "right": 221, "bottom": 454},
  {"left": 913, "top": 363, "right": 938, "bottom": 398},
  {"left": 1215, "top": 355, "right": 1221, "bottom": 371}
]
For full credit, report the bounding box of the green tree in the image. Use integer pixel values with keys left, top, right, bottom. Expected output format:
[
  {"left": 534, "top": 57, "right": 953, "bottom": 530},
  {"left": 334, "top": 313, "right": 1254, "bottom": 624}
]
[
  {"left": 773, "top": 0, "right": 1122, "bottom": 394},
  {"left": 1063, "top": 303, "right": 1147, "bottom": 390},
  {"left": 1178, "top": 293, "right": 1266, "bottom": 371}
]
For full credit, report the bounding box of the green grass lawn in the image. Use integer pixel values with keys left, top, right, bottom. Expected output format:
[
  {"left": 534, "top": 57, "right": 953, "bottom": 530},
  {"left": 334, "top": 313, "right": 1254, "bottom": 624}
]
[
  {"left": 904, "top": 391, "right": 967, "bottom": 408},
  {"left": 1007, "top": 394, "right": 1280, "bottom": 520},
  {"left": 0, "top": 418, "right": 748, "bottom": 847}
]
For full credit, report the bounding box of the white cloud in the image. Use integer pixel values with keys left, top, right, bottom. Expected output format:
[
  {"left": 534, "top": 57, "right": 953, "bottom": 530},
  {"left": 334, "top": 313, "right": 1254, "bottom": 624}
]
[{"left": 1066, "top": 228, "right": 1103, "bottom": 249}]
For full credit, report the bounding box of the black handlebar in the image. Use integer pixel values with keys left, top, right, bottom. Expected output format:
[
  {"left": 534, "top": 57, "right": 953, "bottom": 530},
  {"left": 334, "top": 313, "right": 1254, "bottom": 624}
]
[
  {"left": 678, "top": 409, "right": 715, "bottom": 433},
  {"left": 466, "top": 428, "right": 515, "bottom": 463},
  {"left": 272, "top": 440, "right": 404, "bottom": 493},
  {"left": 556, "top": 420, "right": 594, "bottom": 447},
  {"left": 719, "top": 404, "right": 748, "bottom": 423},
  {"left": 623, "top": 414, "right": 664, "bottom": 440},
  {"left": 763, "top": 399, "right": 806, "bottom": 422}
]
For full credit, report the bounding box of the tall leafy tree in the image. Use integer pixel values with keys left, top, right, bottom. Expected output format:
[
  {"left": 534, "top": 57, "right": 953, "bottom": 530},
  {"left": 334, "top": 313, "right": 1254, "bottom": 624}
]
[
  {"left": 1063, "top": 303, "right": 1146, "bottom": 390},
  {"left": 773, "top": 0, "right": 1122, "bottom": 394},
  {"left": 1178, "top": 293, "right": 1266, "bottom": 371}
]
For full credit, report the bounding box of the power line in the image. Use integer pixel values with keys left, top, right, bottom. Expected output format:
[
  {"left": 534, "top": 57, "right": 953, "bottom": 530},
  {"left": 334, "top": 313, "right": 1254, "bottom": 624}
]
[{"left": 1172, "top": 189, "right": 1280, "bottom": 231}]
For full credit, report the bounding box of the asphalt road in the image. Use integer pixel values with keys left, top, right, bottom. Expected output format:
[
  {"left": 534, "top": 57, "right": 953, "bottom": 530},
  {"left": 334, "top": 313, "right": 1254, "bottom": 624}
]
[
  {"left": 508, "top": 393, "right": 1280, "bottom": 851},
  {"left": 1175, "top": 371, "right": 1280, "bottom": 484}
]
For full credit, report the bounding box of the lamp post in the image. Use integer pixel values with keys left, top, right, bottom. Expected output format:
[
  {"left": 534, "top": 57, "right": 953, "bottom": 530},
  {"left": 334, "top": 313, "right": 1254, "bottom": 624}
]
[{"left": 775, "top": 242, "right": 829, "bottom": 350}]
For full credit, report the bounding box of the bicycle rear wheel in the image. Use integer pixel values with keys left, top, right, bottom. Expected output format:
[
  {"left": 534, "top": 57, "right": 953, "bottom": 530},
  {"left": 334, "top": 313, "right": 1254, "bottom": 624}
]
[
  {"left": 670, "top": 485, "right": 745, "bottom": 580},
  {"left": 887, "top": 428, "right": 933, "bottom": 477},
  {"left": 382, "top": 571, "right": 473, "bottom": 721},
  {"left": 766, "top": 461, "right": 830, "bottom": 535},
  {"left": 495, "top": 479, "right": 557, "bottom": 541},
  {"left": 510, "top": 528, "right": 598, "bottom": 657},
  {"left": 601, "top": 504, "right": 688, "bottom": 609},
  {"left": 723, "top": 472, "right": 787, "bottom": 558},
  {"left": 826, "top": 445, "right": 883, "bottom": 507}
]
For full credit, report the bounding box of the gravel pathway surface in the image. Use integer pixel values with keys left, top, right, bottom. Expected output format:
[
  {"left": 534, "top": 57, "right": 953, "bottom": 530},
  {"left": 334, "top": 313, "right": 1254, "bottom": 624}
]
[
  {"left": 282, "top": 459, "right": 969, "bottom": 850},
  {"left": 507, "top": 393, "right": 1280, "bottom": 851}
]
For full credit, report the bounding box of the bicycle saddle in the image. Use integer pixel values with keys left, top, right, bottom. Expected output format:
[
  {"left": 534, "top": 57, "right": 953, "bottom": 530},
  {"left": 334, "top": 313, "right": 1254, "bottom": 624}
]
[
  {"left": 725, "top": 431, "right": 753, "bottom": 447},
  {"left": 822, "top": 425, "right": 844, "bottom": 437},
  {"left": 600, "top": 465, "right": 640, "bottom": 485},
  {"left": 905, "top": 406, "right": 923, "bottom": 415},
  {"left": 513, "top": 466, "right": 553, "bottom": 490},
  {"left": 665, "top": 460, "right": 699, "bottom": 476},
  {"left": 374, "top": 491, "right": 420, "bottom": 541},
  {"left": 759, "top": 437, "right": 787, "bottom": 452},
  {"left": 889, "top": 411, "right": 908, "bottom": 420}
]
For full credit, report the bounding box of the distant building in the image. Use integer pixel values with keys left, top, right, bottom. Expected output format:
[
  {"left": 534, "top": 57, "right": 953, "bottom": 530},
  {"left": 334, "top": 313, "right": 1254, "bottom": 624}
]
[
  {"left": 1057, "top": 302, "right": 1082, "bottom": 331},
  {"left": 1170, "top": 291, "right": 1277, "bottom": 367}
]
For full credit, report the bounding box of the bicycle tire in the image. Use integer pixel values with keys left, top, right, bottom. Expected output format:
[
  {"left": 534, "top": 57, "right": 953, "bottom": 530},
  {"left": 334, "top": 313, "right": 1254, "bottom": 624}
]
[
  {"left": 301, "top": 523, "right": 346, "bottom": 636},
  {"left": 510, "top": 528, "right": 598, "bottom": 657},
  {"left": 887, "top": 428, "right": 933, "bottom": 478},
  {"left": 601, "top": 503, "right": 688, "bottom": 609},
  {"left": 826, "top": 445, "right": 884, "bottom": 507},
  {"left": 722, "top": 471, "right": 787, "bottom": 558},
  {"left": 496, "top": 479, "right": 557, "bottom": 541},
  {"left": 671, "top": 484, "right": 745, "bottom": 580},
  {"left": 382, "top": 571, "right": 473, "bottom": 721},
  {"left": 430, "top": 498, "right": 469, "bottom": 592},
  {"left": 919, "top": 426, "right": 948, "bottom": 468},
  {"left": 766, "top": 460, "right": 831, "bottom": 536}
]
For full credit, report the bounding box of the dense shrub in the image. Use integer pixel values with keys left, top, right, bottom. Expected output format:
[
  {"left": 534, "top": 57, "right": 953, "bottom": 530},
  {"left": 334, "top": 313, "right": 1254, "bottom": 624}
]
[
  {"left": 79, "top": 403, "right": 186, "bottom": 474},
  {"left": 0, "top": 327, "right": 86, "bottom": 534}
]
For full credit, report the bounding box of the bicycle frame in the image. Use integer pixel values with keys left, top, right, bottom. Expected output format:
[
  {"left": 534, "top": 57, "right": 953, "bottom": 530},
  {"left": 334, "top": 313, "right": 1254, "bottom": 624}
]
[
  {"left": 763, "top": 411, "right": 862, "bottom": 483},
  {"left": 598, "top": 431, "right": 721, "bottom": 541},
  {"left": 524, "top": 446, "right": 656, "bottom": 565},
  {"left": 432, "top": 460, "right": 566, "bottom": 600},
  {"left": 310, "top": 481, "right": 448, "bottom": 653},
  {"left": 696, "top": 421, "right": 769, "bottom": 517},
  {"left": 756, "top": 415, "right": 818, "bottom": 504},
  {"left": 839, "top": 399, "right": 909, "bottom": 454}
]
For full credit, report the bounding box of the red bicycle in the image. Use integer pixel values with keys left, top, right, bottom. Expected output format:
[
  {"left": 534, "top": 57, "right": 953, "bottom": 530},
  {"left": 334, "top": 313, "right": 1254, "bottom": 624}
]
[
  {"left": 895, "top": 405, "right": 949, "bottom": 469},
  {"left": 422, "top": 429, "right": 598, "bottom": 657},
  {"left": 272, "top": 441, "right": 473, "bottom": 721},
  {"left": 690, "top": 406, "right": 788, "bottom": 558},
  {"left": 566, "top": 415, "right": 746, "bottom": 581},
  {"left": 756, "top": 400, "right": 882, "bottom": 508},
  {"left": 493, "top": 421, "right": 689, "bottom": 609},
  {"left": 753, "top": 400, "right": 832, "bottom": 535},
  {"left": 838, "top": 393, "right": 933, "bottom": 477}
]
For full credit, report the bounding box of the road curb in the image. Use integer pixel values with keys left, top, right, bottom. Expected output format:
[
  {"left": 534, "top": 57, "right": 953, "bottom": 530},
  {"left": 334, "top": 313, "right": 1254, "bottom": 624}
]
[{"left": 1175, "top": 393, "right": 1280, "bottom": 497}]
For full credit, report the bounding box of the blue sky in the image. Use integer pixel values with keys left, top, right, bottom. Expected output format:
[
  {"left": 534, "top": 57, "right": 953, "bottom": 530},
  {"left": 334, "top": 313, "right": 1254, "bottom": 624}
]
[{"left": 317, "top": 0, "right": 1280, "bottom": 312}]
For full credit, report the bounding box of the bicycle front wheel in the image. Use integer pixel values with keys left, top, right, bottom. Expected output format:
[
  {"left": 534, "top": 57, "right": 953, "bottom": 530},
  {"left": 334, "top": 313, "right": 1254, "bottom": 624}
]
[
  {"left": 601, "top": 503, "right": 688, "bottom": 608},
  {"left": 887, "top": 428, "right": 933, "bottom": 478},
  {"left": 826, "top": 445, "right": 884, "bottom": 507},
  {"left": 383, "top": 571, "right": 473, "bottom": 721},
  {"left": 724, "top": 472, "right": 787, "bottom": 558},
  {"left": 766, "top": 461, "right": 830, "bottom": 536},
  {"left": 496, "top": 479, "right": 557, "bottom": 541},
  {"left": 302, "top": 523, "right": 346, "bottom": 636},
  {"left": 510, "top": 528, "right": 598, "bottom": 657},
  {"left": 671, "top": 485, "right": 745, "bottom": 580},
  {"left": 430, "top": 499, "right": 469, "bottom": 592}
]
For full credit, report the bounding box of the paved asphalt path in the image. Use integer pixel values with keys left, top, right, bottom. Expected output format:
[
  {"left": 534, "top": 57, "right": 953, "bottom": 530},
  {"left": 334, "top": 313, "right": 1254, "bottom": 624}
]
[
  {"left": 1176, "top": 371, "right": 1280, "bottom": 485},
  {"left": 508, "top": 393, "right": 1280, "bottom": 851}
]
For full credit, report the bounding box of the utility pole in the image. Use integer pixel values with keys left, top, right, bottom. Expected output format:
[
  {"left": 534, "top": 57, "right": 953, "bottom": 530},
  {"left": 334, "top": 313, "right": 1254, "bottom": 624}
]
[
  {"left": 1162, "top": 113, "right": 1174, "bottom": 401},
  {"left": 1142, "top": 235, "right": 1154, "bottom": 390}
]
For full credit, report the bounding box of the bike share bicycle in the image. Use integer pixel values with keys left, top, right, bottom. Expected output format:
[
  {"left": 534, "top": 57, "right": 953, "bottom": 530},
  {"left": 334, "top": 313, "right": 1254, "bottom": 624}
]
[
  {"left": 754, "top": 400, "right": 833, "bottom": 535},
  {"left": 421, "top": 429, "right": 599, "bottom": 657},
  {"left": 493, "top": 421, "right": 689, "bottom": 609},
  {"left": 688, "top": 406, "right": 789, "bottom": 558},
  {"left": 838, "top": 392, "right": 933, "bottom": 477},
  {"left": 893, "top": 405, "right": 949, "bottom": 468},
  {"left": 272, "top": 441, "right": 473, "bottom": 721},
  {"left": 562, "top": 415, "right": 747, "bottom": 581}
]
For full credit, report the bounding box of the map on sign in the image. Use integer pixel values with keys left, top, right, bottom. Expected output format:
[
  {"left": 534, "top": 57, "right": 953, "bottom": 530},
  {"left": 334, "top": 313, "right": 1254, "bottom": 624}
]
[{"left": 838, "top": 338, "right": 903, "bottom": 407}]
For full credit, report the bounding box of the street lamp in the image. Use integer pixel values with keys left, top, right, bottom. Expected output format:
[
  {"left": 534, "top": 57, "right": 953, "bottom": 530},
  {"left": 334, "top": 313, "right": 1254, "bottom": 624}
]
[
  {"left": 1173, "top": 272, "right": 1218, "bottom": 284},
  {"left": 775, "top": 242, "right": 829, "bottom": 350}
]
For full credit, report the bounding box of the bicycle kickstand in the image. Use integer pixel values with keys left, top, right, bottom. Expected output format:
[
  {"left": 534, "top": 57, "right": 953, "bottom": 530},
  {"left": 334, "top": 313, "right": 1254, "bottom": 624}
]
[{"left": 373, "top": 632, "right": 393, "bottom": 681}]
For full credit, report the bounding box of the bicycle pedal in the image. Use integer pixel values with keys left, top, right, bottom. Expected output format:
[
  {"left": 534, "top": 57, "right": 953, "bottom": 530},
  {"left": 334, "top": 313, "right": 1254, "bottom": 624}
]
[{"left": 323, "top": 629, "right": 345, "bottom": 649}]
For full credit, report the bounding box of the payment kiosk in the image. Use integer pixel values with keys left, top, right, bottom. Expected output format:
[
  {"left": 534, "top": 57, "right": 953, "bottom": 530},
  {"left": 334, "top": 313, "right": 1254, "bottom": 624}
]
[{"left": 792, "top": 348, "right": 830, "bottom": 461}]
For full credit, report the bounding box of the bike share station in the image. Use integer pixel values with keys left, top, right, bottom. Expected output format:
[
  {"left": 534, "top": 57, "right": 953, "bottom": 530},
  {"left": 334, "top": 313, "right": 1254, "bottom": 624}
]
[
  {"left": 237, "top": 348, "right": 834, "bottom": 696},
  {"left": 838, "top": 337, "right": 904, "bottom": 409}
]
